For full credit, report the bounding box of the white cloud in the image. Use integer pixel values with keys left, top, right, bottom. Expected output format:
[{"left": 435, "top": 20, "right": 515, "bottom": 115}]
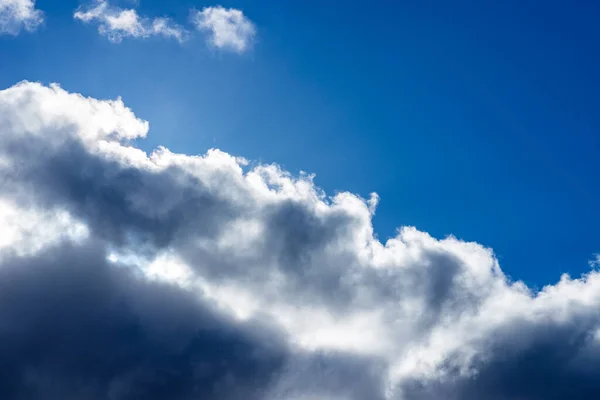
[
  {"left": 192, "top": 6, "right": 256, "bottom": 53},
  {"left": 0, "top": 0, "right": 43, "bottom": 35},
  {"left": 0, "top": 81, "right": 148, "bottom": 144},
  {"left": 0, "top": 199, "right": 88, "bottom": 258},
  {"left": 2, "top": 81, "right": 600, "bottom": 399},
  {"left": 74, "top": 0, "right": 186, "bottom": 43}
]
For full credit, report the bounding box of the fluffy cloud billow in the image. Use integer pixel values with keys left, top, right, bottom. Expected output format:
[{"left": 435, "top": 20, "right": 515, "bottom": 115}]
[
  {"left": 0, "top": 0, "right": 43, "bottom": 35},
  {"left": 192, "top": 6, "right": 256, "bottom": 53},
  {"left": 2, "top": 81, "right": 600, "bottom": 399}
]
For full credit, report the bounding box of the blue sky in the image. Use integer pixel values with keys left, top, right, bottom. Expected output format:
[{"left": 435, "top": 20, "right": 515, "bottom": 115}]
[{"left": 2, "top": 0, "right": 600, "bottom": 288}]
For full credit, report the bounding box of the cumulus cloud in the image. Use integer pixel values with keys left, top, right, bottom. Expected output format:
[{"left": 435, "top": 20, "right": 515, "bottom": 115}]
[
  {"left": 2, "top": 81, "right": 600, "bottom": 399},
  {"left": 74, "top": 0, "right": 186, "bottom": 43},
  {"left": 192, "top": 6, "right": 256, "bottom": 53},
  {"left": 0, "top": 0, "right": 43, "bottom": 35}
]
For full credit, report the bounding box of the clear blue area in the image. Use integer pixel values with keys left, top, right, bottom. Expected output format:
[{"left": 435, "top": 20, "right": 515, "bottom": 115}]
[{"left": 2, "top": 0, "right": 600, "bottom": 288}]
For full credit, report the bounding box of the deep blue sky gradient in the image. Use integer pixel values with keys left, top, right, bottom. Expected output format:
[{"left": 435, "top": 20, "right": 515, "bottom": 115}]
[{"left": 2, "top": 0, "right": 600, "bottom": 287}]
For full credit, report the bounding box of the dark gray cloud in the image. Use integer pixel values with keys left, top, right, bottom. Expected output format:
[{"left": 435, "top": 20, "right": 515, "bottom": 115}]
[
  {"left": 267, "top": 352, "right": 388, "bottom": 400},
  {"left": 0, "top": 240, "right": 287, "bottom": 400},
  {"left": 1, "top": 137, "right": 237, "bottom": 249},
  {"left": 0, "top": 237, "right": 389, "bottom": 400},
  {"left": 400, "top": 314, "right": 600, "bottom": 400}
]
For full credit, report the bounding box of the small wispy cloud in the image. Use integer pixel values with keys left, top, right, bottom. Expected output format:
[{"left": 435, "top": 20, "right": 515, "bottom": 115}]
[
  {"left": 74, "top": 0, "right": 186, "bottom": 43},
  {"left": 191, "top": 6, "right": 256, "bottom": 53},
  {"left": 0, "top": 0, "right": 43, "bottom": 35}
]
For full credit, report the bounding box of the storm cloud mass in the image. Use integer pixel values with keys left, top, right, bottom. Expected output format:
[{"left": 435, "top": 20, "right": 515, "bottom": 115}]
[{"left": 2, "top": 81, "right": 600, "bottom": 399}]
